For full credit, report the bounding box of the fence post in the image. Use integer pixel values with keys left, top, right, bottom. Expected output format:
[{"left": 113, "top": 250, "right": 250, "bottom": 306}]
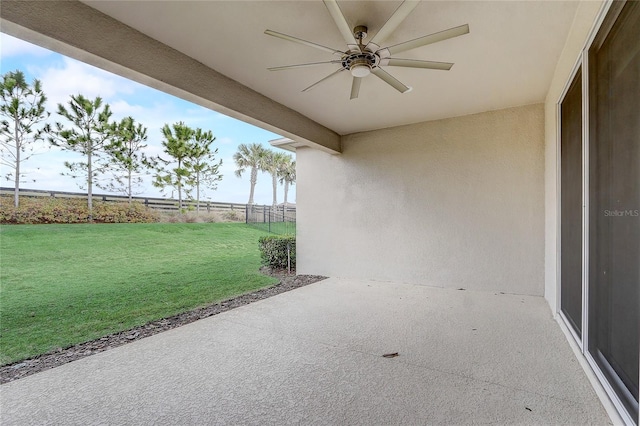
[
  {"left": 268, "top": 209, "right": 271, "bottom": 233},
  {"left": 207, "top": 202, "right": 210, "bottom": 213}
]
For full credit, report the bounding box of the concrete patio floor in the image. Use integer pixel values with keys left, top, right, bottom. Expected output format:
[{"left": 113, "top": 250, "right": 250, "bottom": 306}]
[{"left": 1, "top": 278, "right": 610, "bottom": 425}]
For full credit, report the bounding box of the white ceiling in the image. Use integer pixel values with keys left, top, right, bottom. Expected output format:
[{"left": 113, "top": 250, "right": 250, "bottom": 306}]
[{"left": 83, "top": 1, "right": 579, "bottom": 135}]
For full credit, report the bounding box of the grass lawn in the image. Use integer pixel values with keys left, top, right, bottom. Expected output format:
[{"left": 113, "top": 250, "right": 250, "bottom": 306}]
[
  {"left": 248, "top": 221, "right": 296, "bottom": 236},
  {"left": 0, "top": 223, "right": 277, "bottom": 365}
]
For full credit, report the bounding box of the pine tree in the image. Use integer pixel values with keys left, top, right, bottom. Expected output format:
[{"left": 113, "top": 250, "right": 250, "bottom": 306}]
[
  {"left": 100, "top": 116, "right": 151, "bottom": 203},
  {"left": 185, "top": 128, "right": 222, "bottom": 212},
  {"left": 49, "top": 95, "right": 112, "bottom": 219},
  {"left": 152, "top": 122, "right": 193, "bottom": 211},
  {"left": 0, "top": 70, "right": 49, "bottom": 207}
]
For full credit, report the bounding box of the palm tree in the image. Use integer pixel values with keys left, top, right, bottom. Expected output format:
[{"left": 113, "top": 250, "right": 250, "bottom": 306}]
[
  {"left": 263, "top": 150, "right": 289, "bottom": 210},
  {"left": 278, "top": 157, "right": 295, "bottom": 214},
  {"left": 233, "top": 143, "right": 266, "bottom": 205}
]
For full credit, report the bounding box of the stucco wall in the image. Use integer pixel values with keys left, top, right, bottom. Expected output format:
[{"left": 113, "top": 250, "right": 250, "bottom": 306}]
[
  {"left": 298, "top": 104, "right": 545, "bottom": 295},
  {"left": 543, "top": 1, "right": 605, "bottom": 312}
]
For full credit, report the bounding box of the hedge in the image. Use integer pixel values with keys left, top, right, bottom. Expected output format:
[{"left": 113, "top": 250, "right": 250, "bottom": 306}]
[
  {"left": 258, "top": 235, "right": 296, "bottom": 269},
  {"left": 0, "top": 196, "right": 159, "bottom": 224}
]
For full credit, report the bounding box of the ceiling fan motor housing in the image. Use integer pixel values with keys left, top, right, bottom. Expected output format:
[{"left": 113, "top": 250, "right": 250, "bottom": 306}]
[
  {"left": 343, "top": 52, "right": 378, "bottom": 77},
  {"left": 265, "top": 0, "right": 469, "bottom": 98}
]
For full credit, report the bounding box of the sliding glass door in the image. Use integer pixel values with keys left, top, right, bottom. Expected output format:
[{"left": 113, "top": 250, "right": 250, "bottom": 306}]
[
  {"left": 560, "top": 1, "right": 639, "bottom": 423},
  {"left": 588, "top": 1, "right": 639, "bottom": 420},
  {"left": 560, "top": 68, "right": 583, "bottom": 337}
]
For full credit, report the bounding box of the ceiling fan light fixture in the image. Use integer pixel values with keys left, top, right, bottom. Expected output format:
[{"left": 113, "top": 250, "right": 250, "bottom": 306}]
[
  {"left": 266, "top": 0, "right": 469, "bottom": 98},
  {"left": 350, "top": 63, "right": 371, "bottom": 78}
]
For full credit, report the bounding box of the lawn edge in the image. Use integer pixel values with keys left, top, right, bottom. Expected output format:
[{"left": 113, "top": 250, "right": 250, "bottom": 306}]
[{"left": 0, "top": 271, "right": 326, "bottom": 384}]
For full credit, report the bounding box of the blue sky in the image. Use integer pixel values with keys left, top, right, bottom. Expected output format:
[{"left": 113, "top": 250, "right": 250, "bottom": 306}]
[{"left": 0, "top": 33, "right": 292, "bottom": 205}]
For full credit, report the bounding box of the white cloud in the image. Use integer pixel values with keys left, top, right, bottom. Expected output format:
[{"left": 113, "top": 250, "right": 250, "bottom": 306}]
[
  {"left": 217, "top": 137, "right": 234, "bottom": 145},
  {"left": 4, "top": 45, "right": 291, "bottom": 204},
  {"left": 144, "top": 144, "right": 166, "bottom": 158},
  {"left": 0, "top": 34, "right": 52, "bottom": 58},
  {"left": 108, "top": 100, "right": 232, "bottom": 147},
  {"left": 218, "top": 161, "right": 239, "bottom": 177},
  {"left": 18, "top": 148, "right": 81, "bottom": 191},
  {"left": 109, "top": 100, "right": 147, "bottom": 118},
  {"left": 37, "top": 57, "right": 137, "bottom": 112}
]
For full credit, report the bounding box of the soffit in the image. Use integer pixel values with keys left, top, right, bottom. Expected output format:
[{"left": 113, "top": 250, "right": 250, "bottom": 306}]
[{"left": 82, "top": 0, "right": 579, "bottom": 135}]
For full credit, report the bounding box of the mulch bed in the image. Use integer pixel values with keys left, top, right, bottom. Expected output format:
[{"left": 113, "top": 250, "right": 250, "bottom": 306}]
[{"left": 0, "top": 268, "right": 326, "bottom": 384}]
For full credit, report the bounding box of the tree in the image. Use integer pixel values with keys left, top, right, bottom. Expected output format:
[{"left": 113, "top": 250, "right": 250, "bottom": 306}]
[
  {"left": 0, "top": 70, "right": 49, "bottom": 207},
  {"left": 100, "top": 116, "right": 151, "bottom": 203},
  {"left": 185, "top": 128, "right": 222, "bottom": 212},
  {"left": 49, "top": 95, "right": 112, "bottom": 218},
  {"left": 263, "top": 150, "right": 289, "bottom": 209},
  {"left": 152, "top": 122, "right": 193, "bottom": 211},
  {"left": 233, "top": 143, "right": 267, "bottom": 205},
  {"left": 278, "top": 157, "right": 295, "bottom": 214}
]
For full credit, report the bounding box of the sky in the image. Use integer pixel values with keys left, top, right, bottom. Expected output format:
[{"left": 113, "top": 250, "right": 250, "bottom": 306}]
[{"left": 0, "top": 33, "right": 293, "bottom": 205}]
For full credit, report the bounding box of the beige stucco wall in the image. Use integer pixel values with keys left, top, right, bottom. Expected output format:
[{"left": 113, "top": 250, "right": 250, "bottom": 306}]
[
  {"left": 543, "top": 0, "right": 605, "bottom": 312},
  {"left": 298, "top": 104, "right": 545, "bottom": 295}
]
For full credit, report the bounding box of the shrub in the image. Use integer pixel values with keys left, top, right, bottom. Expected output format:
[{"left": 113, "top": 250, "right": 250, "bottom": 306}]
[
  {"left": 258, "top": 235, "right": 296, "bottom": 269},
  {"left": 92, "top": 202, "right": 160, "bottom": 223},
  {"left": 201, "top": 212, "right": 222, "bottom": 223},
  {"left": 158, "top": 212, "right": 182, "bottom": 223},
  {"left": 183, "top": 212, "right": 203, "bottom": 223},
  {"left": 222, "top": 210, "right": 244, "bottom": 222},
  {"left": 0, "top": 196, "right": 159, "bottom": 224},
  {"left": 157, "top": 211, "right": 221, "bottom": 223}
]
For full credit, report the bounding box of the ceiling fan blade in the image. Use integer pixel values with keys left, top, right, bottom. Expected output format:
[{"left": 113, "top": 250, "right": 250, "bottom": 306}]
[
  {"left": 371, "top": 67, "right": 411, "bottom": 93},
  {"left": 302, "top": 68, "right": 344, "bottom": 92},
  {"left": 350, "top": 77, "right": 362, "bottom": 100},
  {"left": 384, "top": 58, "right": 453, "bottom": 70},
  {"left": 323, "top": 0, "right": 360, "bottom": 52},
  {"left": 366, "top": 1, "right": 420, "bottom": 51},
  {"left": 264, "top": 30, "right": 344, "bottom": 56},
  {"left": 268, "top": 60, "right": 342, "bottom": 71},
  {"left": 383, "top": 24, "right": 470, "bottom": 56}
]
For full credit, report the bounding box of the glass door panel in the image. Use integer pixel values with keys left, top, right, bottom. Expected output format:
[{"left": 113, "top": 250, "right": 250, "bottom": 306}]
[
  {"left": 588, "top": 1, "right": 639, "bottom": 420},
  {"left": 560, "top": 68, "right": 583, "bottom": 337}
]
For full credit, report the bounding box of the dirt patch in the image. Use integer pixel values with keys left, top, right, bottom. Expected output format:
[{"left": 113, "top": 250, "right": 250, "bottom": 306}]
[{"left": 0, "top": 269, "right": 326, "bottom": 384}]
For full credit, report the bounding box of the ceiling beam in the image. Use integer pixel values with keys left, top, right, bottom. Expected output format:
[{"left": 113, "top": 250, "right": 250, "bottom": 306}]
[{"left": 0, "top": 0, "right": 341, "bottom": 154}]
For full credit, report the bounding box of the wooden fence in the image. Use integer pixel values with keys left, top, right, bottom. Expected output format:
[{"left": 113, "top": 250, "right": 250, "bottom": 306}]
[{"left": 0, "top": 187, "right": 295, "bottom": 217}]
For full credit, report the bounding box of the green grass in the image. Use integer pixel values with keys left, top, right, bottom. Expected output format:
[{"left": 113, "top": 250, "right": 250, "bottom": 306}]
[
  {"left": 248, "top": 221, "right": 296, "bottom": 236},
  {"left": 0, "top": 223, "right": 277, "bottom": 365}
]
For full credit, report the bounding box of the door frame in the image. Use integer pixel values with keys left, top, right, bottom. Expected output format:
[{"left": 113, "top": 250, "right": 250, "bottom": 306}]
[{"left": 555, "top": 1, "right": 638, "bottom": 424}]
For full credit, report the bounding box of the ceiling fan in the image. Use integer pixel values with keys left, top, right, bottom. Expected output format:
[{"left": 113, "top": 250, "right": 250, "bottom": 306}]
[{"left": 265, "top": 0, "right": 469, "bottom": 100}]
